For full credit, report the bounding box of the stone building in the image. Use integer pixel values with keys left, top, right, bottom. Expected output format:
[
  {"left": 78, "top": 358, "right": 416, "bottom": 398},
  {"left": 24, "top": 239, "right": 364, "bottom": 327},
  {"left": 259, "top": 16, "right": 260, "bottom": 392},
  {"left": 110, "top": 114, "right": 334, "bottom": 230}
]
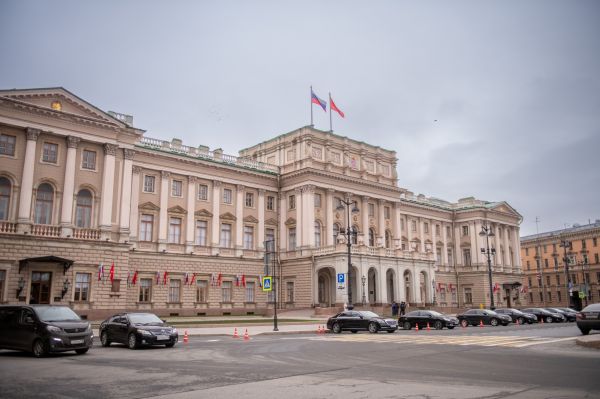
[
  {"left": 521, "top": 221, "right": 600, "bottom": 310},
  {"left": 0, "top": 87, "right": 523, "bottom": 319}
]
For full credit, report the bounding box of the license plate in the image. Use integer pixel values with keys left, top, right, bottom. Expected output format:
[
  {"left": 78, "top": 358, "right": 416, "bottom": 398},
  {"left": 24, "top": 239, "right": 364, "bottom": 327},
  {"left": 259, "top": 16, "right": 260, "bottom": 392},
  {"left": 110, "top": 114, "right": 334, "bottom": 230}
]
[
  {"left": 156, "top": 335, "right": 169, "bottom": 341},
  {"left": 586, "top": 312, "right": 598, "bottom": 318},
  {"left": 71, "top": 339, "right": 84, "bottom": 345}
]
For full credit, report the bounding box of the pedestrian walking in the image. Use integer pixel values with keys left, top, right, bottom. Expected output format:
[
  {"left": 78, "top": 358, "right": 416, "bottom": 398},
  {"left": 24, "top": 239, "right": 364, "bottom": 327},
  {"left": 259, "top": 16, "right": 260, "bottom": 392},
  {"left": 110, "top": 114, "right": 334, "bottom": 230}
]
[
  {"left": 400, "top": 301, "right": 407, "bottom": 316},
  {"left": 391, "top": 301, "right": 399, "bottom": 317}
]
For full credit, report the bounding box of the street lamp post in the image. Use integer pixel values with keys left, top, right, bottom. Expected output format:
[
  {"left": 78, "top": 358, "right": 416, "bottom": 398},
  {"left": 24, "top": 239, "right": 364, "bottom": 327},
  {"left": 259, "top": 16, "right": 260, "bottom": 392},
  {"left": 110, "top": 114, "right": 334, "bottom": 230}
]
[
  {"left": 479, "top": 225, "right": 496, "bottom": 310},
  {"left": 336, "top": 198, "right": 359, "bottom": 310},
  {"left": 361, "top": 275, "right": 366, "bottom": 306},
  {"left": 559, "top": 239, "right": 572, "bottom": 308}
]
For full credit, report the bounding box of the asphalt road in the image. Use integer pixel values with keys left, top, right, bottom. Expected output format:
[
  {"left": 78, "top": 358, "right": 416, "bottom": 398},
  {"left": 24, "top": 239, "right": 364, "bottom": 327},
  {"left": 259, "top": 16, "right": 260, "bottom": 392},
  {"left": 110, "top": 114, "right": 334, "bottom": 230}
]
[{"left": 1, "top": 323, "right": 598, "bottom": 399}]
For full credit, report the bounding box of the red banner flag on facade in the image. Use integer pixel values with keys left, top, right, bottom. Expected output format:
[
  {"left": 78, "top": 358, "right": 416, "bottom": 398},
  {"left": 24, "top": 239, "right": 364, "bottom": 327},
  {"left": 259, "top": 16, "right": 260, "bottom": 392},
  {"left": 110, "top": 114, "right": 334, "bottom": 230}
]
[
  {"left": 241, "top": 273, "right": 246, "bottom": 288},
  {"left": 131, "top": 270, "right": 138, "bottom": 285},
  {"left": 163, "top": 271, "right": 169, "bottom": 285},
  {"left": 190, "top": 273, "right": 196, "bottom": 285},
  {"left": 109, "top": 262, "right": 115, "bottom": 282},
  {"left": 217, "top": 273, "right": 222, "bottom": 287}
]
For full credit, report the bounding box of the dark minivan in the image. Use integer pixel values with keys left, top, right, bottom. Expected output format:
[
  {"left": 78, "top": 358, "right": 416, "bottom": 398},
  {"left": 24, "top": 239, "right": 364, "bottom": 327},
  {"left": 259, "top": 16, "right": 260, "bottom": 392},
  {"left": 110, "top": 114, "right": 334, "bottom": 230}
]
[{"left": 0, "top": 305, "right": 93, "bottom": 357}]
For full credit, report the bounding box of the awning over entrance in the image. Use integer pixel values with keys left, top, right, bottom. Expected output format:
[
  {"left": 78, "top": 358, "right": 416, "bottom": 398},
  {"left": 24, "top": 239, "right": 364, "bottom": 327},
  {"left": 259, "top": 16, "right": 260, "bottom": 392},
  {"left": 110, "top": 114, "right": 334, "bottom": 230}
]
[
  {"left": 502, "top": 281, "right": 522, "bottom": 289},
  {"left": 19, "top": 256, "right": 74, "bottom": 274}
]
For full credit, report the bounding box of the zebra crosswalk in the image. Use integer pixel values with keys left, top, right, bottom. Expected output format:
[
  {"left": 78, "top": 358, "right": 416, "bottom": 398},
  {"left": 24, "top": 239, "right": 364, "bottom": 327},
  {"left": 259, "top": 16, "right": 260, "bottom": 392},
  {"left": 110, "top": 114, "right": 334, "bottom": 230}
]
[{"left": 310, "top": 333, "right": 578, "bottom": 348}]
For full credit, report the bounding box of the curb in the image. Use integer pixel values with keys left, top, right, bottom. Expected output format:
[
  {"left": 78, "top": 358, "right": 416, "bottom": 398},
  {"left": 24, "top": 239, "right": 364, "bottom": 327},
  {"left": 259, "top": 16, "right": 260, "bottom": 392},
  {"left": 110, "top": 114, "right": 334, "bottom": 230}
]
[{"left": 575, "top": 336, "right": 600, "bottom": 349}]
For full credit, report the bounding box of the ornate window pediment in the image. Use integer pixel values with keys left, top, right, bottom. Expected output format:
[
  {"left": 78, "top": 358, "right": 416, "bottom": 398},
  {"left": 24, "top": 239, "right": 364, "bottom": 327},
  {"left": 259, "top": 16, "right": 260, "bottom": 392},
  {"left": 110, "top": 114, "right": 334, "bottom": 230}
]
[
  {"left": 167, "top": 205, "right": 187, "bottom": 215},
  {"left": 194, "top": 209, "right": 213, "bottom": 217},
  {"left": 138, "top": 201, "right": 160, "bottom": 211},
  {"left": 265, "top": 217, "right": 278, "bottom": 226},
  {"left": 220, "top": 212, "right": 236, "bottom": 221},
  {"left": 285, "top": 217, "right": 296, "bottom": 226},
  {"left": 243, "top": 215, "right": 259, "bottom": 223}
]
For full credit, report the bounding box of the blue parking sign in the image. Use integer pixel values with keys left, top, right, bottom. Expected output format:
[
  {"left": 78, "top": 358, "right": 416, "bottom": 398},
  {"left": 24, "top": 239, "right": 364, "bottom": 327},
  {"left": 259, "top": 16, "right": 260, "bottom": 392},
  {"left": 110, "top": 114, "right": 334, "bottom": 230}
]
[{"left": 337, "top": 273, "right": 345, "bottom": 284}]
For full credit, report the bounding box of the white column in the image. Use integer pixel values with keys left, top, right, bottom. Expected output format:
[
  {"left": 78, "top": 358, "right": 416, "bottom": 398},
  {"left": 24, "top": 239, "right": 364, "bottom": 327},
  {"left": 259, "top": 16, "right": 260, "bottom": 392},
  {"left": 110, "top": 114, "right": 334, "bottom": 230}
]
[
  {"left": 392, "top": 203, "right": 401, "bottom": 249},
  {"left": 99, "top": 143, "right": 117, "bottom": 238},
  {"left": 211, "top": 181, "right": 221, "bottom": 253},
  {"left": 129, "top": 166, "right": 142, "bottom": 243},
  {"left": 454, "top": 225, "right": 461, "bottom": 264},
  {"left": 158, "top": 170, "right": 170, "bottom": 250},
  {"left": 258, "top": 189, "right": 265, "bottom": 250},
  {"left": 118, "top": 148, "right": 135, "bottom": 240},
  {"left": 503, "top": 225, "right": 511, "bottom": 266},
  {"left": 407, "top": 217, "right": 414, "bottom": 250},
  {"left": 295, "top": 187, "right": 303, "bottom": 248},
  {"left": 60, "top": 136, "right": 80, "bottom": 237},
  {"left": 326, "top": 189, "right": 334, "bottom": 246},
  {"left": 475, "top": 220, "right": 485, "bottom": 265},
  {"left": 431, "top": 219, "right": 437, "bottom": 256},
  {"left": 414, "top": 266, "right": 422, "bottom": 304},
  {"left": 235, "top": 185, "right": 244, "bottom": 251},
  {"left": 377, "top": 199, "right": 385, "bottom": 247},
  {"left": 513, "top": 226, "right": 521, "bottom": 269},
  {"left": 305, "top": 185, "right": 315, "bottom": 248},
  {"left": 17, "top": 128, "right": 40, "bottom": 232},
  {"left": 398, "top": 269, "right": 406, "bottom": 302},
  {"left": 379, "top": 268, "right": 388, "bottom": 304},
  {"left": 469, "top": 221, "right": 478, "bottom": 266},
  {"left": 419, "top": 218, "right": 425, "bottom": 253},
  {"left": 442, "top": 223, "right": 449, "bottom": 265},
  {"left": 494, "top": 223, "right": 502, "bottom": 267},
  {"left": 185, "top": 176, "right": 196, "bottom": 252},
  {"left": 361, "top": 196, "right": 369, "bottom": 245},
  {"left": 279, "top": 192, "right": 287, "bottom": 251}
]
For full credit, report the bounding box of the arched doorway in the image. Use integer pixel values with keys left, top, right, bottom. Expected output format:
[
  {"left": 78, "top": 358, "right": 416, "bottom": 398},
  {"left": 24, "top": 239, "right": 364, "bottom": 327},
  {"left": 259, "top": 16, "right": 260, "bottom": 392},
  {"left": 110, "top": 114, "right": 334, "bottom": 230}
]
[
  {"left": 386, "top": 269, "right": 395, "bottom": 303},
  {"left": 368, "top": 268, "right": 377, "bottom": 303},
  {"left": 403, "top": 270, "right": 412, "bottom": 303},
  {"left": 317, "top": 267, "right": 335, "bottom": 307}
]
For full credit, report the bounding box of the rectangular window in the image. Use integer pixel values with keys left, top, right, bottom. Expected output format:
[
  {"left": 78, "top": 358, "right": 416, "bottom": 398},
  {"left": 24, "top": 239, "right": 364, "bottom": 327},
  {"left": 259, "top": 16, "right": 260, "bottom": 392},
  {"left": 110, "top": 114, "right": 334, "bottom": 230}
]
[
  {"left": 384, "top": 206, "right": 390, "bottom": 219},
  {"left": 464, "top": 288, "right": 473, "bottom": 304},
  {"left": 462, "top": 225, "right": 469, "bottom": 236},
  {"left": 220, "top": 223, "right": 232, "bottom": 247},
  {"left": 411, "top": 220, "right": 417, "bottom": 232},
  {"left": 111, "top": 279, "right": 120, "bottom": 293},
  {"left": 595, "top": 254, "right": 599, "bottom": 264},
  {"left": 139, "top": 279, "right": 151, "bottom": 302},
  {"left": 582, "top": 239, "right": 587, "bottom": 249},
  {"left": 265, "top": 228, "right": 275, "bottom": 246},
  {"left": 0, "top": 270, "right": 5, "bottom": 299},
  {"left": 168, "top": 279, "right": 181, "bottom": 303},
  {"left": 314, "top": 193, "right": 321, "bottom": 208},
  {"left": 267, "top": 195, "right": 275, "bottom": 211},
  {"left": 168, "top": 217, "right": 181, "bottom": 243},
  {"left": 81, "top": 150, "right": 96, "bottom": 170},
  {"left": 556, "top": 275, "right": 561, "bottom": 285},
  {"left": 446, "top": 226, "right": 451, "bottom": 238},
  {"left": 529, "top": 292, "right": 533, "bottom": 303},
  {"left": 289, "top": 227, "right": 296, "bottom": 250},
  {"left": 289, "top": 195, "right": 296, "bottom": 210},
  {"left": 244, "top": 226, "right": 254, "bottom": 249},
  {"left": 195, "top": 220, "right": 207, "bottom": 246},
  {"left": 42, "top": 142, "right": 58, "bottom": 163},
  {"left": 547, "top": 291, "right": 552, "bottom": 302},
  {"left": 0, "top": 134, "right": 16, "bottom": 156},
  {"left": 196, "top": 280, "right": 208, "bottom": 302},
  {"left": 593, "top": 237, "right": 597, "bottom": 247},
  {"left": 245, "top": 281, "right": 255, "bottom": 302},
  {"left": 171, "top": 180, "right": 182, "bottom": 197},
  {"left": 447, "top": 249, "right": 453, "bottom": 265},
  {"left": 528, "top": 277, "right": 532, "bottom": 287},
  {"left": 139, "top": 214, "right": 154, "bottom": 241},
  {"left": 546, "top": 275, "right": 551, "bottom": 286},
  {"left": 436, "top": 224, "right": 441, "bottom": 236},
  {"left": 544, "top": 258, "right": 549, "bottom": 268},
  {"left": 198, "top": 184, "right": 208, "bottom": 200},
  {"left": 222, "top": 281, "right": 232, "bottom": 302},
  {"left": 463, "top": 249, "right": 471, "bottom": 266},
  {"left": 557, "top": 291, "right": 562, "bottom": 302},
  {"left": 286, "top": 281, "right": 294, "bottom": 302},
  {"left": 74, "top": 273, "right": 91, "bottom": 302},
  {"left": 245, "top": 192, "right": 254, "bottom": 207},
  {"left": 143, "top": 175, "right": 155, "bottom": 193},
  {"left": 543, "top": 245, "right": 547, "bottom": 254},
  {"left": 368, "top": 203, "right": 375, "bottom": 217},
  {"left": 597, "top": 272, "right": 600, "bottom": 283},
  {"left": 223, "top": 188, "right": 232, "bottom": 204},
  {"left": 526, "top": 260, "right": 530, "bottom": 270},
  {"left": 554, "top": 257, "right": 559, "bottom": 268},
  {"left": 424, "top": 223, "right": 429, "bottom": 233},
  {"left": 525, "top": 248, "right": 529, "bottom": 256}
]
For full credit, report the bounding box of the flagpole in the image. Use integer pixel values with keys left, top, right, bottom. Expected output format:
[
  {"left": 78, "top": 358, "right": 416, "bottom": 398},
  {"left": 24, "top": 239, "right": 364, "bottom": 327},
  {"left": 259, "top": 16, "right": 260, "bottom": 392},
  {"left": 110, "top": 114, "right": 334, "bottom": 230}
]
[
  {"left": 329, "top": 92, "right": 333, "bottom": 132},
  {"left": 310, "top": 86, "right": 314, "bottom": 127}
]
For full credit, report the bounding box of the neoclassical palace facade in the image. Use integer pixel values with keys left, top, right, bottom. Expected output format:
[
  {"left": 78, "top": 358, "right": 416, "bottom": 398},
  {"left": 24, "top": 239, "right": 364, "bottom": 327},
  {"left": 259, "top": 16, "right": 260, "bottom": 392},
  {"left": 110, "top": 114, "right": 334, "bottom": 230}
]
[{"left": 0, "top": 88, "right": 523, "bottom": 319}]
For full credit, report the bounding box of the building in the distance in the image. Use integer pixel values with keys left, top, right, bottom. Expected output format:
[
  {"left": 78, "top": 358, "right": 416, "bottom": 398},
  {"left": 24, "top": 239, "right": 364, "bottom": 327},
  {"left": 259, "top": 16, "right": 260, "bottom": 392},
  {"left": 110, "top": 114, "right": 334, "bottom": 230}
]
[
  {"left": 0, "top": 87, "right": 523, "bottom": 319},
  {"left": 521, "top": 221, "right": 600, "bottom": 310}
]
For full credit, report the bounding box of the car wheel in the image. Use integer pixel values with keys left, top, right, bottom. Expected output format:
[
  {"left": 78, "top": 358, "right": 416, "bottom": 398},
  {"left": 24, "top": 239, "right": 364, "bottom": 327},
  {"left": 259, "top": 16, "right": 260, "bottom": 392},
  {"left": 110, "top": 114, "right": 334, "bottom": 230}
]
[
  {"left": 387, "top": 330, "right": 395, "bottom": 333},
  {"left": 447, "top": 326, "right": 455, "bottom": 330},
  {"left": 165, "top": 342, "right": 175, "bottom": 348},
  {"left": 332, "top": 323, "right": 342, "bottom": 334},
  {"left": 403, "top": 321, "right": 412, "bottom": 330},
  {"left": 368, "top": 322, "right": 379, "bottom": 334},
  {"left": 100, "top": 331, "right": 111, "bottom": 347},
  {"left": 518, "top": 317, "right": 525, "bottom": 325},
  {"left": 460, "top": 319, "right": 469, "bottom": 328},
  {"left": 545, "top": 316, "right": 553, "bottom": 323},
  {"left": 128, "top": 333, "right": 138, "bottom": 349},
  {"left": 351, "top": 330, "right": 358, "bottom": 334},
  {"left": 579, "top": 327, "right": 591, "bottom": 335},
  {"left": 490, "top": 318, "right": 499, "bottom": 327},
  {"left": 75, "top": 348, "right": 89, "bottom": 355},
  {"left": 434, "top": 321, "right": 443, "bottom": 330},
  {"left": 32, "top": 339, "right": 48, "bottom": 358}
]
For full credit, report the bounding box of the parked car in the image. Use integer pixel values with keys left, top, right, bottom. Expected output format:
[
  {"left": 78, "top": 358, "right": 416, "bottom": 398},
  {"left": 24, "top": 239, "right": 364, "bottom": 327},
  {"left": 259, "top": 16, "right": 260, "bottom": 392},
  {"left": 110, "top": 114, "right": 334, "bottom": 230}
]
[
  {"left": 99, "top": 312, "right": 178, "bottom": 349},
  {"left": 521, "top": 308, "right": 565, "bottom": 323},
  {"left": 545, "top": 307, "right": 576, "bottom": 322},
  {"left": 0, "top": 305, "right": 93, "bottom": 358},
  {"left": 327, "top": 310, "right": 398, "bottom": 333},
  {"left": 576, "top": 303, "right": 600, "bottom": 335},
  {"left": 398, "top": 310, "right": 459, "bottom": 330},
  {"left": 494, "top": 308, "right": 537, "bottom": 324},
  {"left": 552, "top": 307, "right": 578, "bottom": 322},
  {"left": 456, "top": 309, "right": 511, "bottom": 327}
]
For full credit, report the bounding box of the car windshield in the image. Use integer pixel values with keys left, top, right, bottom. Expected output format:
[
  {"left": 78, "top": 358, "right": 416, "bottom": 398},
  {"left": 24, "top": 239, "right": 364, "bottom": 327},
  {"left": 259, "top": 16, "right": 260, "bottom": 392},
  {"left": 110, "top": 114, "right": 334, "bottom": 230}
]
[
  {"left": 34, "top": 306, "right": 81, "bottom": 322},
  {"left": 487, "top": 310, "right": 499, "bottom": 315},
  {"left": 359, "top": 311, "right": 380, "bottom": 318},
  {"left": 428, "top": 311, "right": 444, "bottom": 316},
  {"left": 512, "top": 309, "right": 524, "bottom": 315},
  {"left": 129, "top": 313, "right": 163, "bottom": 325}
]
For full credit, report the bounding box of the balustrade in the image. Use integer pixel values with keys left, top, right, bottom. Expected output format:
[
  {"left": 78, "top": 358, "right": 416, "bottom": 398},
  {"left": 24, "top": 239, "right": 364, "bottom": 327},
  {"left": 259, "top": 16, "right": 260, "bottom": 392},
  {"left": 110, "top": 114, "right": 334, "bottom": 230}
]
[
  {"left": 72, "top": 228, "right": 101, "bottom": 240},
  {"left": 31, "top": 224, "right": 61, "bottom": 237},
  {"left": 0, "top": 221, "right": 16, "bottom": 233}
]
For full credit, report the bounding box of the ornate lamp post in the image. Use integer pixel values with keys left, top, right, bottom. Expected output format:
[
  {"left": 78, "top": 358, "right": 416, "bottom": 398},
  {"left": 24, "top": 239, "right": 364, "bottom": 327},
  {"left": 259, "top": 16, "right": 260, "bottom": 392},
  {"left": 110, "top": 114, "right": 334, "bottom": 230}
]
[
  {"left": 361, "top": 275, "right": 366, "bottom": 306},
  {"left": 336, "top": 198, "right": 359, "bottom": 310},
  {"left": 559, "top": 238, "right": 573, "bottom": 308},
  {"left": 479, "top": 224, "right": 496, "bottom": 310}
]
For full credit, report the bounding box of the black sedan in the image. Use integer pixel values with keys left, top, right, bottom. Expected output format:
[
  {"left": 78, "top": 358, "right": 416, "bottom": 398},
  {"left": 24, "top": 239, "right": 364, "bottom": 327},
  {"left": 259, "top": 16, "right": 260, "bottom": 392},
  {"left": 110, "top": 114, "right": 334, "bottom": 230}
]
[
  {"left": 327, "top": 310, "right": 398, "bottom": 334},
  {"left": 399, "top": 310, "right": 458, "bottom": 330},
  {"left": 576, "top": 303, "right": 600, "bottom": 335},
  {"left": 494, "top": 308, "right": 537, "bottom": 324},
  {"left": 456, "top": 309, "right": 511, "bottom": 327},
  {"left": 99, "top": 312, "right": 178, "bottom": 349},
  {"left": 550, "top": 307, "right": 577, "bottom": 322},
  {"left": 521, "top": 308, "right": 565, "bottom": 323}
]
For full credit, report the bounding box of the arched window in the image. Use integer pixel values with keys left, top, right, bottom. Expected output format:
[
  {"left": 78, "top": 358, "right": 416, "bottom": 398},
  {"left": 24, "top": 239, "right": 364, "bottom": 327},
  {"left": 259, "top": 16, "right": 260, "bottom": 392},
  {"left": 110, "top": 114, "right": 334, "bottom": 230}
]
[
  {"left": 34, "top": 183, "right": 54, "bottom": 225},
  {"left": 385, "top": 230, "right": 391, "bottom": 248},
  {"left": 75, "top": 189, "right": 93, "bottom": 228},
  {"left": 314, "top": 221, "right": 321, "bottom": 247},
  {"left": 333, "top": 224, "right": 340, "bottom": 241},
  {"left": 0, "top": 177, "right": 11, "bottom": 220},
  {"left": 369, "top": 228, "right": 375, "bottom": 247},
  {"left": 351, "top": 225, "right": 359, "bottom": 244}
]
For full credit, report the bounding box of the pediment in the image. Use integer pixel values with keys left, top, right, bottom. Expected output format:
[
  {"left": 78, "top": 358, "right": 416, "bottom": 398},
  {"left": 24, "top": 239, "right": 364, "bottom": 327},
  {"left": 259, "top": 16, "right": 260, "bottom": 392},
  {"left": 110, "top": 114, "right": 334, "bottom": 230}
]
[
  {"left": 139, "top": 201, "right": 160, "bottom": 211},
  {"left": 195, "top": 209, "right": 213, "bottom": 217},
  {"left": 220, "top": 212, "right": 237, "bottom": 221},
  {"left": 285, "top": 217, "right": 296, "bottom": 226},
  {"left": 265, "top": 217, "right": 278, "bottom": 226},
  {"left": 243, "top": 215, "right": 259, "bottom": 223},
  {"left": 0, "top": 87, "right": 129, "bottom": 127},
  {"left": 488, "top": 201, "right": 522, "bottom": 220},
  {"left": 168, "top": 205, "right": 187, "bottom": 215}
]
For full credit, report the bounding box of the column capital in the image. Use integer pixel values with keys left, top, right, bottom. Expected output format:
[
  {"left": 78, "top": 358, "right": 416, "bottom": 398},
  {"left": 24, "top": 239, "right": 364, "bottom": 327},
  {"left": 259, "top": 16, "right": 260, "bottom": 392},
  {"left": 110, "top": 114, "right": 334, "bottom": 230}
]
[
  {"left": 362, "top": 195, "right": 370, "bottom": 202},
  {"left": 327, "top": 188, "right": 336, "bottom": 194},
  {"left": 26, "top": 128, "right": 41, "bottom": 141},
  {"left": 258, "top": 188, "right": 266, "bottom": 195},
  {"left": 161, "top": 170, "right": 171, "bottom": 179},
  {"left": 301, "top": 184, "right": 315, "bottom": 193},
  {"left": 213, "top": 180, "right": 222, "bottom": 187},
  {"left": 188, "top": 175, "right": 197, "bottom": 183},
  {"left": 123, "top": 148, "right": 136, "bottom": 160},
  {"left": 66, "top": 136, "right": 80, "bottom": 148},
  {"left": 237, "top": 184, "right": 245, "bottom": 191},
  {"left": 377, "top": 198, "right": 385, "bottom": 205},
  {"left": 103, "top": 143, "right": 118, "bottom": 156},
  {"left": 294, "top": 187, "right": 303, "bottom": 194},
  {"left": 132, "top": 166, "right": 143, "bottom": 174}
]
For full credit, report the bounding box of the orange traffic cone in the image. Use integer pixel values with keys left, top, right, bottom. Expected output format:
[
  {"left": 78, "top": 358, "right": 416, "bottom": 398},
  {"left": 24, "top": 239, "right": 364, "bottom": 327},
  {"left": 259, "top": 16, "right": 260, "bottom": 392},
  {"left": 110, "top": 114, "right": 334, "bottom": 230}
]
[
  {"left": 321, "top": 325, "right": 326, "bottom": 334},
  {"left": 243, "top": 328, "right": 250, "bottom": 341},
  {"left": 479, "top": 320, "right": 484, "bottom": 328},
  {"left": 415, "top": 323, "right": 419, "bottom": 331},
  {"left": 516, "top": 319, "right": 520, "bottom": 326},
  {"left": 233, "top": 328, "right": 239, "bottom": 338},
  {"left": 183, "top": 330, "right": 189, "bottom": 344},
  {"left": 426, "top": 323, "right": 431, "bottom": 331},
  {"left": 540, "top": 318, "right": 544, "bottom": 324},
  {"left": 317, "top": 325, "right": 322, "bottom": 334}
]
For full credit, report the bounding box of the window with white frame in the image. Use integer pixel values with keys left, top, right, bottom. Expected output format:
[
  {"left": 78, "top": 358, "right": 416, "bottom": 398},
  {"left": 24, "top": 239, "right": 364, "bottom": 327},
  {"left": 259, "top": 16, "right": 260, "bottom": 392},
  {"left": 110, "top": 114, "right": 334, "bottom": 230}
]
[
  {"left": 314, "top": 221, "right": 322, "bottom": 247},
  {"left": 286, "top": 281, "right": 294, "bottom": 302},
  {"left": 314, "top": 193, "right": 321, "bottom": 208},
  {"left": 42, "top": 142, "right": 58, "bottom": 163},
  {"left": 220, "top": 223, "right": 232, "bottom": 247},
  {"left": 195, "top": 220, "right": 207, "bottom": 246},
  {"left": 411, "top": 220, "right": 417, "bottom": 232},
  {"left": 464, "top": 287, "right": 473, "bottom": 304},
  {"left": 424, "top": 223, "right": 429, "bottom": 233},
  {"left": 245, "top": 192, "right": 254, "bottom": 207},
  {"left": 244, "top": 226, "right": 254, "bottom": 249},
  {"left": 140, "top": 214, "right": 154, "bottom": 241},
  {"left": 168, "top": 217, "right": 182, "bottom": 243},
  {"left": 34, "top": 183, "right": 54, "bottom": 224},
  {"left": 265, "top": 228, "right": 275, "bottom": 247},
  {"left": 463, "top": 249, "right": 471, "bottom": 266},
  {"left": 221, "top": 281, "right": 232, "bottom": 302},
  {"left": 0, "top": 177, "right": 12, "bottom": 220},
  {"left": 143, "top": 175, "right": 155, "bottom": 193},
  {"left": 289, "top": 227, "right": 296, "bottom": 250},
  {"left": 171, "top": 180, "right": 183, "bottom": 197},
  {"left": 75, "top": 189, "right": 93, "bottom": 228},
  {"left": 82, "top": 150, "right": 96, "bottom": 170},
  {"left": 245, "top": 281, "right": 255, "bottom": 302},
  {"left": 223, "top": 188, "right": 232, "bottom": 204},
  {"left": 384, "top": 206, "right": 390, "bottom": 219},
  {"left": 198, "top": 184, "right": 208, "bottom": 200},
  {"left": 168, "top": 279, "right": 181, "bottom": 302},
  {"left": 289, "top": 195, "right": 295, "bottom": 210},
  {"left": 0, "top": 134, "right": 16, "bottom": 156},
  {"left": 196, "top": 280, "right": 208, "bottom": 302},
  {"left": 267, "top": 195, "right": 275, "bottom": 211},
  {"left": 462, "top": 225, "right": 469, "bottom": 236},
  {"left": 74, "top": 273, "right": 91, "bottom": 302},
  {"left": 368, "top": 203, "right": 375, "bottom": 217},
  {"left": 139, "top": 278, "right": 151, "bottom": 302}
]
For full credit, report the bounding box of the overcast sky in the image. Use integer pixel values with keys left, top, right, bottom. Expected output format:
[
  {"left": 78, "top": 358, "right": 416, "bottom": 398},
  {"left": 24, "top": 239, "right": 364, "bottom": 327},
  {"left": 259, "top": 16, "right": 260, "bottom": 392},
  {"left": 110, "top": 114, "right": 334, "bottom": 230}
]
[{"left": 1, "top": 0, "right": 598, "bottom": 236}]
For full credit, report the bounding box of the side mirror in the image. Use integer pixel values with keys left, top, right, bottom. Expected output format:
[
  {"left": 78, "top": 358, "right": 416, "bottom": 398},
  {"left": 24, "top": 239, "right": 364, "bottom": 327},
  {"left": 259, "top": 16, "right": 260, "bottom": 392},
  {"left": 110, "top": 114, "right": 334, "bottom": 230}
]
[
  {"left": 161, "top": 319, "right": 166, "bottom": 323},
  {"left": 482, "top": 312, "right": 488, "bottom": 316},
  {"left": 24, "top": 316, "right": 35, "bottom": 324}
]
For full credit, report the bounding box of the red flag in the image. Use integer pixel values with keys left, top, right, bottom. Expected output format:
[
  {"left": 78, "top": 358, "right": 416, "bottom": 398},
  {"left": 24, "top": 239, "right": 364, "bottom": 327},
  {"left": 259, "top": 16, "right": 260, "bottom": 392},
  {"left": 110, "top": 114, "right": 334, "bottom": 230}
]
[
  {"left": 217, "top": 273, "right": 222, "bottom": 287},
  {"left": 190, "top": 273, "right": 197, "bottom": 285},
  {"left": 109, "top": 262, "right": 115, "bottom": 283},
  {"left": 330, "top": 96, "right": 345, "bottom": 118},
  {"left": 163, "top": 271, "right": 169, "bottom": 285},
  {"left": 132, "top": 271, "right": 138, "bottom": 285},
  {"left": 241, "top": 273, "right": 246, "bottom": 288}
]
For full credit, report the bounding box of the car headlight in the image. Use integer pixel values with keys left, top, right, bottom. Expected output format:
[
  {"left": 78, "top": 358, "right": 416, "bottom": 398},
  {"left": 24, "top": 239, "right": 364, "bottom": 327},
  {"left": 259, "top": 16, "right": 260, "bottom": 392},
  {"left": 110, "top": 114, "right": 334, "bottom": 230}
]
[
  {"left": 86, "top": 324, "right": 93, "bottom": 333},
  {"left": 172, "top": 328, "right": 178, "bottom": 335},
  {"left": 138, "top": 329, "right": 153, "bottom": 336},
  {"left": 378, "top": 320, "right": 388, "bottom": 325},
  {"left": 47, "top": 325, "right": 62, "bottom": 333}
]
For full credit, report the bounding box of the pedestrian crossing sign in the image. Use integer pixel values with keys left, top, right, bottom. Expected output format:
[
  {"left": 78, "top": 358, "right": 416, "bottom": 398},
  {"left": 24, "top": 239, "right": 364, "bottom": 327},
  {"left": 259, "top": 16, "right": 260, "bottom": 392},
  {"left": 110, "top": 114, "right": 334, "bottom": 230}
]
[{"left": 262, "top": 276, "right": 272, "bottom": 292}]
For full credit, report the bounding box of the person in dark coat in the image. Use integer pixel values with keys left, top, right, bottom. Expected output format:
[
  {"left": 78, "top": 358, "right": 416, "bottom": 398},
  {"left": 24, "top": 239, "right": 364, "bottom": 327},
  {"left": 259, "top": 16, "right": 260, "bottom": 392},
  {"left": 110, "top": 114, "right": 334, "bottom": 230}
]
[
  {"left": 399, "top": 301, "right": 407, "bottom": 316},
  {"left": 391, "top": 301, "right": 399, "bottom": 317}
]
